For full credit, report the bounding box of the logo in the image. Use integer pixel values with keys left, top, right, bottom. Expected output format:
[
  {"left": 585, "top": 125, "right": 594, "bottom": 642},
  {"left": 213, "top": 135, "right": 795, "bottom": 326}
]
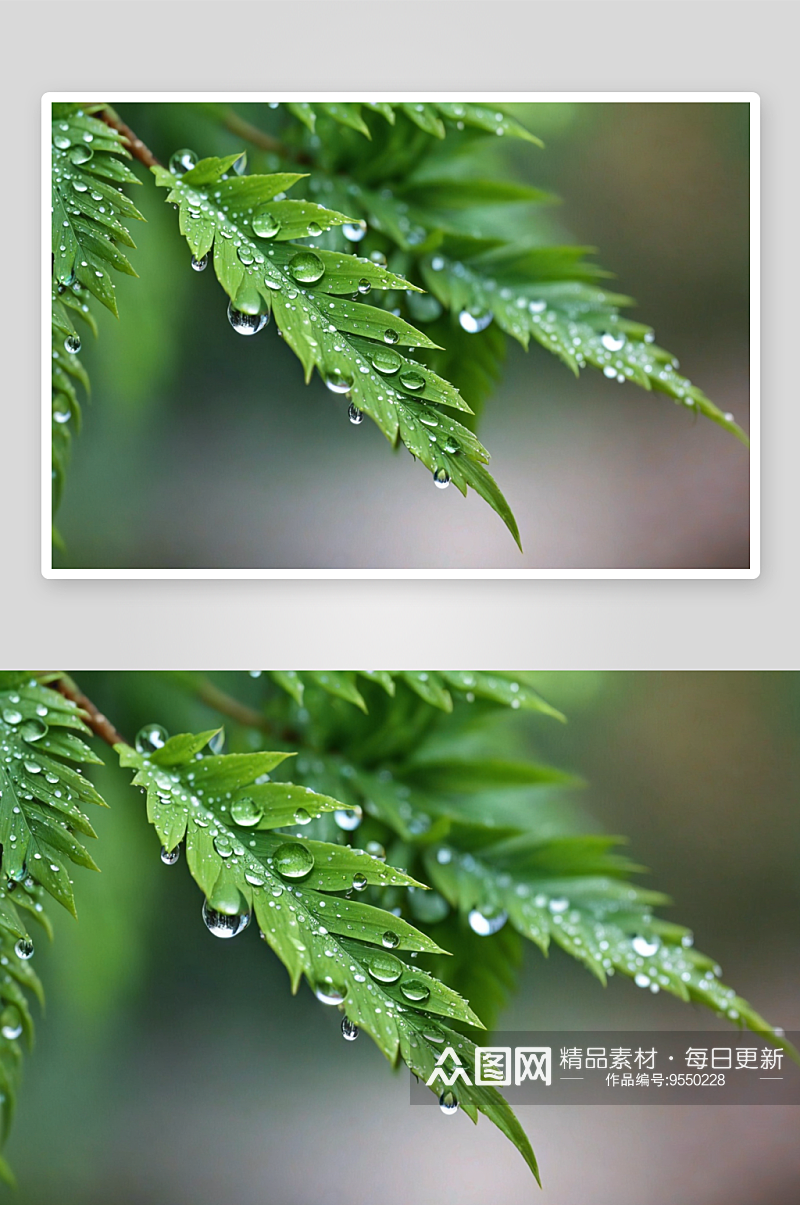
[{"left": 425, "top": 1046, "right": 552, "bottom": 1089}]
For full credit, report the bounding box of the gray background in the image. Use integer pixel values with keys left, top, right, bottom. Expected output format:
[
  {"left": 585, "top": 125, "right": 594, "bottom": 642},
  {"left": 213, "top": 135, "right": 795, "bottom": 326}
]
[{"left": 4, "top": 0, "right": 800, "bottom": 660}]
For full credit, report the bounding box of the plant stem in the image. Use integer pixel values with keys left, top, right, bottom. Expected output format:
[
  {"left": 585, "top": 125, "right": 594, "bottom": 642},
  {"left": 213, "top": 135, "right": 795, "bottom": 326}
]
[
  {"left": 97, "top": 106, "right": 161, "bottom": 168},
  {"left": 54, "top": 674, "right": 128, "bottom": 747}
]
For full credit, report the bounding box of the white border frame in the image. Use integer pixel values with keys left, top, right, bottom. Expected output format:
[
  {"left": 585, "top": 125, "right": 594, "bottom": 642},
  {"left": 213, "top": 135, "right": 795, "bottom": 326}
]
[{"left": 42, "top": 92, "right": 760, "bottom": 580}]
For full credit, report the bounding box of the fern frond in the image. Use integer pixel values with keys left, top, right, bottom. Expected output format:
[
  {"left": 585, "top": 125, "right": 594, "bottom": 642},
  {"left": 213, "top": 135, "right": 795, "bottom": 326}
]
[
  {"left": 153, "top": 154, "right": 520, "bottom": 545},
  {"left": 285, "top": 101, "right": 540, "bottom": 145},
  {"left": 50, "top": 102, "right": 145, "bottom": 520},
  {"left": 117, "top": 728, "right": 539, "bottom": 1179},
  {"left": 0, "top": 674, "right": 108, "bottom": 1171}
]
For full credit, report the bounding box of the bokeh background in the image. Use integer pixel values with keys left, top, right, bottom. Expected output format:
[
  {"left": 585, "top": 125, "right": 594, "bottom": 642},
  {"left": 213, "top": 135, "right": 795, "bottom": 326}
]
[
  {"left": 6, "top": 671, "right": 797, "bottom": 1203},
  {"left": 53, "top": 101, "right": 751, "bottom": 570}
]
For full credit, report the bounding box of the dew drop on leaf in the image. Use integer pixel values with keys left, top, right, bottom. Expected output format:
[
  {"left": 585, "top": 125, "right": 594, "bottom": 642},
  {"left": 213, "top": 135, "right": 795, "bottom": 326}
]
[
  {"left": 53, "top": 134, "right": 71, "bottom": 150},
  {"left": 190, "top": 254, "right": 208, "bottom": 272},
  {"left": 14, "top": 938, "right": 34, "bottom": 960},
  {"left": 433, "top": 469, "right": 450, "bottom": 490},
  {"left": 348, "top": 403, "right": 363, "bottom": 425},
  {"left": 315, "top": 982, "right": 347, "bottom": 1005},
  {"left": 399, "top": 370, "right": 425, "bottom": 392},
  {"left": 631, "top": 935, "right": 661, "bottom": 958},
  {"left": 468, "top": 908, "right": 507, "bottom": 936},
  {"left": 294, "top": 807, "right": 312, "bottom": 825},
  {"left": 352, "top": 872, "right": 368, "bottom": 892},
  {"left": 227, "top": 301, "right": 269, "bottom": 335},
  {"left": 252, "top": 209, "right": 281, "bottom": 239},
  {"left": 288, "top": 251, "right": 325, "bottom": 284},
  {"left": 357, "top": 278, "right": 372, "bottom": 295},
  {"left": 439, "top": 1091, "right": 458, "bottom": 1115},
  {"left": 367, "top": 951, "right": 403, "bottom": 983},
  {"left": 600, "top": 332, "right": 626, "bottom": 352},
  {"left": 237, "top": 245, "right": 255, "bottom": 266},
  {"left": 400, "top": 979, "right": 431, "bottom": 1003},
  {"left": 160, "top": 845, "right": 180, "bottom": 865},
  {"left": 366, "top": 841, "right": 386, "bottom": 861},
  {"left": 69, "top": 145, "right": 93, "bottom": 165},
  {"left": 0, "top": 1008, "right": 22, "bottom": 1041},
  {"left": 343, "top": 221, "right": 367, "bottom": 242},
  {"left": 334, "top": 807, "right": 362, "bottom": 831},
  {"left": 231, "top": 796, "right": 263, "bottom": 827},
  {"left": 307, "top": 221, "right": 323, "bottom": 237},
  {"left": 370, "top": 347, "right": 401, "bottom": 375},
  {"left": 202, "top": 900, "right": 250, "bottom": 938},
  {"left": 341, "top": 1016, "right": 359, "bottom": 1041},
  {"left": 169, "top": 148, "right": 198, "bottom": 175},
  {"left": 383, "top": 328, "right": 399, "bottom": 344},
  {"left": 274, "top": 842, "right": 315, "bottom": 880},
  {"left": 64, "top": 335, "right": 81, "bottom": 355},
  {"left": 2, "top": 708, "right": 22, "bottom": 725},
  {"left": 381, "top": 930, "right": 399, "bottom": 949},
  {"left": 135, "top": 724, "right": 168, "bottom": 754},
  {"left": 325, "top": 369, "right": 354, "bottom": 395},
  {"left": 20, "top": 718, "right": 48, "bottom": 743},
  {"left": 458, "top": 309, "right": 493, "bottom": 334}
]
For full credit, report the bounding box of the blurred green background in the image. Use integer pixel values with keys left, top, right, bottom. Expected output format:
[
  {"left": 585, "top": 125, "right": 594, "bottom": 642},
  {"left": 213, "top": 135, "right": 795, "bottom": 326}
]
[
  {"left": 7, "top": 671, "right": 797, "bottom": 1203},
  {"left": 54, "top": 102, "right": 751, "bottom": 570}
]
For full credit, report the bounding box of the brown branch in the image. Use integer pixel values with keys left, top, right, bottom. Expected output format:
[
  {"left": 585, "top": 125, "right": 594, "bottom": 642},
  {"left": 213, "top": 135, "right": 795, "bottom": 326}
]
[
  {"left": 192, "top": 678, "right": 277, "bottom": 735},
  {"left": 97, "top": 105, "right": 161, "bottom": 169},
  {"left": 54, "top": 674, "right": 128, "bottom": 748},
  {"left": 217, "top": 106, "right": 312, "bottom": 167}
]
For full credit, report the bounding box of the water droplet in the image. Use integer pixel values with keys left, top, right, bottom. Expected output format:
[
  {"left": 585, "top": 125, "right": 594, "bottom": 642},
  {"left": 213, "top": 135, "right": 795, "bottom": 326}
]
[
  {"left": 293, "top": 807, "right": 312, "bottom": 826},
  {"left": 631, "top": 935, "right": 661, "bottom": 958},
  {"left": 367, "top": 951, "right": 403, "bottom": 983},
  {"left": 252, "top": 209, "right": 281, "bottom": 238},
  {"left": 14, "top": 938, "right": 34, "bottom": 960},
  {"left": 20, "top": 718, "right": 48, "bottom": 743},
  {"left": 343, "top": 221, "right": 367, "bottom": 242},
  {"left": 202, "top": 900, "right": 250, "bottom": 938},
  {"left": 439, "top": 1091, "right": 458, "bottom": 1115},
  {"left": 274, "top": 842, "right": 315, "bottom": 880},
  {"left": 315, "top": 982, "right": 347, "bottom": 1005},
  {"left": 227, "top": 301, "right": 268, "bottom": 335},
  {"left": 325, "top": 369, "right": 354, "bottom": 395},
  {"left": 237, "top": 245, "right": 255, "bottom": 266},
  {"left": 383, "top": 328, "right": 399, "bottom": 344},
  {"left": 169, "top": 148, "right": 197, "bottom": 175},
  {"left": 458, "top": 309, "right": 493, "bottom": 334},
  {"left": 379, "top": 930, "right": 400, "bottom": 950},
  {"left": 0, "top": 1008, "right": 22, "bottom": 1041},
  {"left": 288, "top": 251, "right": 325, "bottom": 284},
  {"left": 1, "top": 708, "right": 21, "bottom": 725},
  {"left": 191, "top": 254, "right": 208, "bottom": 272},
  {"left": 370, "top": 347, "right": 401, "bottom": 375},
  {"left": 600, "top": 332, "right": 626, "bottom": 352},
  {"left": 231, "top": 796, "right": 264, "bottom": 827},
  {"left": 160, "top": 846, "right": 180, "bottom": 865},
  {"left": 64, "top": 334, "right": 81, "bottom": 355},
  {"left": 334, "top": 807, "right": 361, "bottom": 831},
  {"left": 399, "top": 370, "right": 425, "bottom": 392},
  {"left": 53, "top": 134, "right": 71, "bottom": 150},
  {"left": 352, "top": 872, "right": 368, "bottom": 892},
  {"left": 366, "top": 841, "right": 386, "bottom": 860},
  {"left": 634, "top": 972, "right": 651, "bottom": 988},
  {"left": 307, "top": 221, "right": 323, "bottom": 237},
  {"left": 433, "top": 468, "right": 450, "bottom": 489},
  {"left": 357, "top": 278, "right": 372, "bottom": 295},
  {"left": 135, "top": 724, "right": 168, "bottom": 754},
  {"left": 468, "top": 909, "right": 508, "bottom": 936},
  {"left": 548, "top": 898, "right": 569, "bottom": 914},
  {"left": 348, "top": 402, "right": 363, "bottom": 425},
  {"left": 72, "top": 180, "right": 88, "bottom": 193},
  {"left": 341, "top": 1016, "right": 359, "bottom": 1040},
  {"left": 400, "top": 979, "right": 431, "bottom": 1003}
]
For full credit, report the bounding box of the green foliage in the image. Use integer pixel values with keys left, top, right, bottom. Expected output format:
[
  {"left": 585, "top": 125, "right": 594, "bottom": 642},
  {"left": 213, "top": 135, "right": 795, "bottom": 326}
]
[
  {"left": 0, "top": 674, "right": 108, "bottom": 1179},
  {"left": 1, "top": 671, "right": 788, "bottom": 1188},
  {"left": 50, "top": 100, "right": 748, "bottom": 557},
  {"left": 117, "top": 725, "right": 538, "bottom": 1180},
  {"left": 153, "top": 155, "right": 519, "bottom": 543},
  {"left": 50, "top": 103, "right": 144, "bottom": 529}
]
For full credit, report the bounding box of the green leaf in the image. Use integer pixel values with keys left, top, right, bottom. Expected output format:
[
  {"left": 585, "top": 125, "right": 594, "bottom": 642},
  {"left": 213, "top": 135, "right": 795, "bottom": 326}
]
[
  {"left": 118, "top": 731, "right": 540, "bottom": 1177},
  {"left": 155, "top": 156, "right": 520, "bottom": 541}
]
